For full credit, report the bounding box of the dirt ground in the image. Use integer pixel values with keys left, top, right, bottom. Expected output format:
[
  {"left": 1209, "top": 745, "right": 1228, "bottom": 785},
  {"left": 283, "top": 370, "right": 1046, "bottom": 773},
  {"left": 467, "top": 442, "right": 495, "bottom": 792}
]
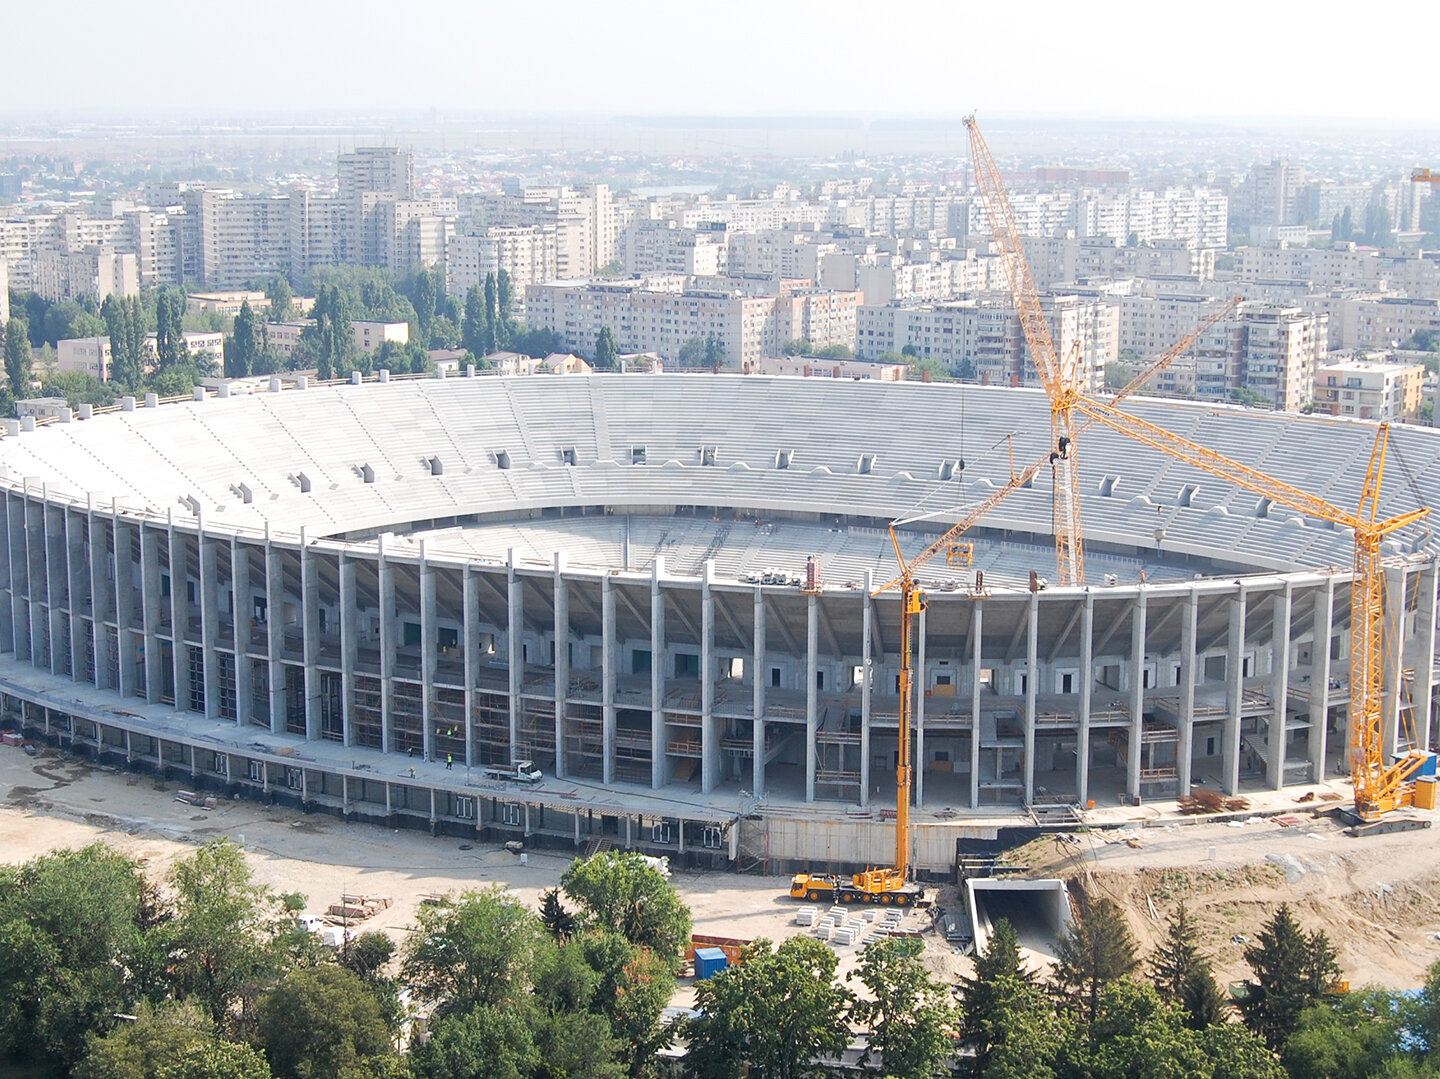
[{"left": 3, "top": 742, "right": 1437, "bottom": 995}]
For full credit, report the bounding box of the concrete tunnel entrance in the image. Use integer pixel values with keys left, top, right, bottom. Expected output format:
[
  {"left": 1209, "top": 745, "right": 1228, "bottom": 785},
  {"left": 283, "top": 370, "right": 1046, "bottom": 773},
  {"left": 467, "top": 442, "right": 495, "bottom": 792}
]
[{"left": 966, "top": 878, "right": 1073, "bottom": 965}]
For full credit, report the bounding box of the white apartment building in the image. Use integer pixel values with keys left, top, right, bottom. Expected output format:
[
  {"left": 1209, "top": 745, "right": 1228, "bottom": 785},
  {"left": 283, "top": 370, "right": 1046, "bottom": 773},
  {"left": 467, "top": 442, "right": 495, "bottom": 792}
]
[
  {"left": 1313, "top": 358, "right": 1425, "bottom": 421},
  {"left": 33, "top": 246, "right": 138, "bottom": 303},
  {"left": 142, "top": 331, "right": 225, "bottom": 369},
  {"left": 620, "top": 221, "right": 728, "bottom": 276},
  {"left": 1238, "top": 305, "right": 1327, "bottom": 412},
  {"left": 856, "top": 294, "right": 1115, "bottom": 392},
  {"left": 1024, "top": 236, "right": 1216, "bottom": 290},
  {"left": 447, "top": 226, "right": 559, "bottom": 306},
  {"left": 1233, "top": 245, "right": 1384, "bottom": 290},
  {"left": 727, "top": 230, "right": 837, "bottom": 281},
  {"left": 1341, "top": 296, "right": 1440, "bottom": 351},
  {"left": 525, "top": 281, "right": 859, "bottom": 368}
]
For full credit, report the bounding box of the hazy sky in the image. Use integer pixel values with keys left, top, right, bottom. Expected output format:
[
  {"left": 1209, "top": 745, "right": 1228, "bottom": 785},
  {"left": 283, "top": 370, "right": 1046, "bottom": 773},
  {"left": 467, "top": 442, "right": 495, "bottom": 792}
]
[{"left": 3, "top": 0, "right": 1434, "bottom": 123}]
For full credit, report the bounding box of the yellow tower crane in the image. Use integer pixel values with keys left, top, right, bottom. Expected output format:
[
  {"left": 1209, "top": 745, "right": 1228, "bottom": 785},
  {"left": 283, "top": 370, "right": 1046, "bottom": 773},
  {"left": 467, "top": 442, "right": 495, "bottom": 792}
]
[
  {"left": 1050, "top": 383, "right": 1431, "bottom": 819},
  {"left": 965, "top": 113, "right": 1086, "bottom": 587}
]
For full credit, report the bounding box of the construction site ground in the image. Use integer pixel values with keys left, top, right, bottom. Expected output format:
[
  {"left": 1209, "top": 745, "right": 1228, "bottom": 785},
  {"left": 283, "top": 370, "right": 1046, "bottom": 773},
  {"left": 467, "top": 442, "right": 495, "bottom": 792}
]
[{"left": 3, "top": 742, "right": 1439, "bottom": 998}]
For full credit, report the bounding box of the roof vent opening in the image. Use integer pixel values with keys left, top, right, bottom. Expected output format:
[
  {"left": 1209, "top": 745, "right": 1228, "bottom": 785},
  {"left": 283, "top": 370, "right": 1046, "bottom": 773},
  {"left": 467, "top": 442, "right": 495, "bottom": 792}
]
[
  {"left": 631, "top": 446, "right": 647, "bottom": 465},
  {"left": 776, "top": 449, "right": 794, "bottom": 470},
  {"left": 561, "top": 447, "right": 577, "bottom": 466},
  {"left": 236, "top": 483, "right": 254, "bottom": 505},
  {"left": 938, "top": 458, "right": 964, "bottom": 481},
  {"left": 495, "top": 450, "right": 511, "bottom": 470},
  {"left": 361, "top": 464, "right": 376, "bottom": 484},
  {"left": 1178, "top": 483, "right": 1200, "bottom": 508},
  {"left": 700, "top": 445, "right": 717, "bottom": 466},
  {"left": 429, "top": 456, "right": 444, "bottom": 476},
  {"left": 297, "top": 472, "right": 312, "bottom": 494},
  {"left": 857, "top": 453, "right": 877, "bottom": 475},
  {"left": 1256, "top": 497, "right": 1273, "bottom": 519},
  {"left": 1099, "top": 475, "right": 1120, "bottom": 497}
]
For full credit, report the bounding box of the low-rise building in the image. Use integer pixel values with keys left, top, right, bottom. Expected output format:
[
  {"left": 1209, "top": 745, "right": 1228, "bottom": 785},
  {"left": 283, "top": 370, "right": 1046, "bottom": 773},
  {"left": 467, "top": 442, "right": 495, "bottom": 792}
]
[
  {"left": 352, "top": 321, "right": 409, "bottom": 355},
  {"left": 743, "top": 356, "right": 906, "bottom": 381},
  {"left": 186, "top": 291, "right": 273, "bottom": 317},
  {"left": 56, "top": 336, "right": 113, "bottom": 380},
  {"left": 1313, "top": 357, "right": 1426, "bottom": 421}
]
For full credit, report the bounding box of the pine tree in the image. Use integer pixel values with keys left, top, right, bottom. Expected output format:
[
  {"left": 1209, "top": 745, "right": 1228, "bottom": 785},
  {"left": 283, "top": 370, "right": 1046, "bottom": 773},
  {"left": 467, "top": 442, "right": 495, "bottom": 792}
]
[
  {"left": 1150, "top": 903, "right": 1227, "bottom": 1029},
  {"left": 227, "top": 299, "right": 258, "bottom": 378},
  {"left": 539, "top": 888, "right": 576, "bottom": 942},
  {"left": 1239, "top": 904, "right": 1341, "bottom": 1050},
  {"left": 1053, "top": 895, "right": 1138, "bottom": 1023},
  {"left": 594, "top": 325, "right": 618, "bottom": 371},
  {"left": 462, "top": 284, "right": 489, "bottom": 358}
]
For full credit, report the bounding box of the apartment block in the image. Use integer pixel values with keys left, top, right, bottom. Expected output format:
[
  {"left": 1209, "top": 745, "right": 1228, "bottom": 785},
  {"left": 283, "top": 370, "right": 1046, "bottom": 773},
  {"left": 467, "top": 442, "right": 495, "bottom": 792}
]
[
  {"left": 33, "top": 246, "right": 138, "bottom": 303},
  {"left": 57, "top": 336, "right": 113, "bottom": 380},
  {"left": 447, "top": 226, "right": 559, "bottom": 308},
  {"left": 525, "top": 280, "right": 858, "bottom": 368},
  {"left": 1313, "top": 358, "right": 1425, "bottom": 421},
  {"left": 352, "top": 321, "right": 410, "bottom": 355},
  {"left": 621, "top": 221, "right": 728, "bottom": 276}
]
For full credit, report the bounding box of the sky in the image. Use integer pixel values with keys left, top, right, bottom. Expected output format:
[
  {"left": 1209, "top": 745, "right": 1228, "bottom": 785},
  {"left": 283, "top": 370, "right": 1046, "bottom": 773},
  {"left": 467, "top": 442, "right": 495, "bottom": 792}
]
[{"left": 2, "top": 0, "right": 1434, "bottom": 124}]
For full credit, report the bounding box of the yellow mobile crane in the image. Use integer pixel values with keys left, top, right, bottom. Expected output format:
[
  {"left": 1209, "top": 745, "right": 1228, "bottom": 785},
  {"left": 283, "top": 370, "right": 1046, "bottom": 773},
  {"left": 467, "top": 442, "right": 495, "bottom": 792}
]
[{"left": 788, "top": 306, "right": 1240, "bottom": 905}]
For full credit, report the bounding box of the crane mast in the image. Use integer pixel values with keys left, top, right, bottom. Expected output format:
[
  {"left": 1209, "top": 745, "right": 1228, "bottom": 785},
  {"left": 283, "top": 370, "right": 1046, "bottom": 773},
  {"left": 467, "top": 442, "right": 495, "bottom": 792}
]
[{"left": 966, "top": 113, "right": 1085, "bottom": 587}]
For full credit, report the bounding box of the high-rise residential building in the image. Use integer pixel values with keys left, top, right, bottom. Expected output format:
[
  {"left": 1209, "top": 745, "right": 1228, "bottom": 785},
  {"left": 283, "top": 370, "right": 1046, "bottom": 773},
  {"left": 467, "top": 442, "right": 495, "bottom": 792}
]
[
  {"left": 1242, "top": 159, "right": 1308, "bottom": 227},
  {"left": 33, "top": 246, "right": 138, "bottom": 303},
  {"left": 447, "top": 226, "right": 558, "bottom": 311}
]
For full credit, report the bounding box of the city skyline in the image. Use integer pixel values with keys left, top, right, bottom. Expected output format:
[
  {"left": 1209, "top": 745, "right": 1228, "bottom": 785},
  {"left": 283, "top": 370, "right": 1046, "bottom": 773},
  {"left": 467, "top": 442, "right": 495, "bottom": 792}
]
[{"left": 2, "top": 0, "right": 1437, "bottom": 124}]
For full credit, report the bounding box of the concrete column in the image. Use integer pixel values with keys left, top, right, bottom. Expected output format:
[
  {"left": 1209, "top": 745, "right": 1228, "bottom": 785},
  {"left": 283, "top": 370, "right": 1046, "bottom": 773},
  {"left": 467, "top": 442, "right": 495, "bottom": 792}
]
[
  {"left": 24, "top": 492, "right": 41, "bottom": 668},
  {"left": 168, "top": 525, "right": 186, "bottom": 711},
  {"left": 601, "top": 574, "right": 615, "bottom": 785},
  {"left": 649, "top": 557, "right": 665, "bottom": 789},
  {"left": 752, "top": 588, "right": 766, "bottom": 796},
  {"left": 553, "top": 553, "right": 570, "bottom": 780},
  {"left": 1024, "top": 592, "right": 1038, "bottom": 806},
  {"left": 301, "top": 538, "right": 321, "bottom": 740},
  {"left": 463, "top": 566, "right": 479, "bottom": 769},
  {"left": 507, "top": 551, "right": 523, "bottom": 761},
  {"left": 1309, "top": 580, "right": 1336, "bottom": 782},
  {"left": 916, "top": 602, "right": 928, "bottom": 809},
  {"left": 805, "top": 592, "right": 818, "bottom": 803},
  {"left": 1177, "top": 593, "right": 1198, "bottom": 795},
  {"left": 860, "top": 571, "right": 873, "bottom": 808},
  {"left": 1127, "top": 592, "right": 1147, "bottom": 802},
  {"left": 378, "top": 539, "right": 395, "bottom": 753},
  {"left": 140, "top": 525, "right": 162, "bottom": 703},
  {"left": 339, "top": 557, "right": 357, "bottom": 746},
  {"left": 200, "top": 533, "right": 220, "bottom": 719},
  {"left": 87, "top": 508, "right": 108, "bottom": 690},
  {"left": 265, "top": 540, "right": 286, "bottom": 734},
  {"left": 1078, "top": 594, "right": 1094, "bottom": 807},
  {"left": 65, "top": 507, "right": 85, "bottom": 683},
  {"left": 970, "top": 600, "right": 983, "bottom": 810},
  {"left": 1222, "top": 588, "right": 1247, "bottom": 795},
  {"left": 701, "top": 562, "right": 718, "bottom": 794},
  {"left": 1411, "top": 559, "right": 1439, "bottom": 753},
  {"left": 231, "top": 538, "right": 251, "bottom": 728},
  {"left": 1269, "top": 585, "right": 1293, "bottom": 791},
  {"left": 0, "top": 494, "right": 14, "bottom": 656},
  {"left": 420, "top": 550, "right": 437, "bottom": 762}
]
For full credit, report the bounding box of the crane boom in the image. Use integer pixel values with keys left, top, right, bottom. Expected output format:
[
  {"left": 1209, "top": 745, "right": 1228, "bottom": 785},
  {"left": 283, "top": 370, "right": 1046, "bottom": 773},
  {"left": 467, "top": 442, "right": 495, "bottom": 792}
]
[{"left": 1061, "top": 386, "right": 1429, "bottom": 817}]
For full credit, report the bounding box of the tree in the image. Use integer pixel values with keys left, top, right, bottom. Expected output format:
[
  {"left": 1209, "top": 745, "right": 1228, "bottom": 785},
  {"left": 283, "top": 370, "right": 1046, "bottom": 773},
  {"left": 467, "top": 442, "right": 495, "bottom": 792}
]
[
  {"left": 578, "top": 929, "right": 676, "bottom": 1078},
  {"left": 703, "top": 333, "right": 725, "bottom": 370},
  {"left": 540, "top": 888, "right": 577, "bottom": 942},
  {"left": 152, "top": 1038, "right": 273, "bottom": 1079},
  {"left": 683, "top": 936, "right": 852, "bottom": 1079},
  {"left": 408, "top": 1006, "right": 538, "bottom": 1079},
  {"left": 849, "top": 937, "right": 957, "bottom": 1079},
  {"left": 905, "top": 356, "right": 952, "bottom": 383},
  {"left": 227, "top": 299, "right": 258, "bottom": 378},
  {"left": 154, "top": 289, "right": 187, "bottom": 370},
  {"left": 412, "top": 268, "right": 436, "bottom": 344},
  {"left": 1282, "top": 991, "right": 1406, "bottom": 1079},
  {"left": 677, "top": 336, "right": 707, "bottom": 366},
  {"left": 1052, "top": 896, "right": 1138, "bottom": 1023},
  {"left": 461, "top": 285, "right": 489, "bottom": 358},
  {"left": 0, "top": 843, "right": 156, "bottom": 1069},
  {"left": 74, "top": 1000, "right": 272, "bottom": 1079},
  {"left": 5, "top": 315, "right": 32, "bottom": 398},
  {"left": 496, "top": 269, "right": 514, "bottom": 348},
  {"left": 594, "top": 325, "right": 619, "bottom": 371},
  {"left": 266, "top": 276, "right": 294, "bottom": 323},
  {"left": 958, "top": 920, "right": 1063, "bottom": 1078},
  {"left": 402, "top": 885, "right": 548, "bottom": 1018},
  {"left": 560, "top": 851, "right": 692, "bottom": 961},
  {"left": 339, "top": 930, "right": 395, "bottom": 985},
  {"left": 1149, "top": 903, "right": 1227, "bottom": 1029},
  {"left": 1365, "top": 201, "right": 1394, "bottom": 247},
  {"left": 256, "top": 965, "right": 393, "bottom": 1079},
  {"left": 164, "top": 838, "right": 287, "bottom": 1024},
  {"left": 1238, "top": 903, "right": 1341, "bottom": 1050}
]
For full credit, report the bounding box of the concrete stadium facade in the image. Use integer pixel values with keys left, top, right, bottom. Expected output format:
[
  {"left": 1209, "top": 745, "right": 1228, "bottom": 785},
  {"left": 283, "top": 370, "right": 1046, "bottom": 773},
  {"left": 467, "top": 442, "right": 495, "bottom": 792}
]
[{"left": 0, "top": 372, "right": 1436, "bottom": 872}]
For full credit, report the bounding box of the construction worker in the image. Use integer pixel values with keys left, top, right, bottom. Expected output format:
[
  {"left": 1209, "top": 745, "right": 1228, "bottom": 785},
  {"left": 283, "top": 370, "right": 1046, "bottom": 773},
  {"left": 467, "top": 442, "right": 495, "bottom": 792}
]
[{"left": 446, "top": 753, "right": 453, "bottom": 770}]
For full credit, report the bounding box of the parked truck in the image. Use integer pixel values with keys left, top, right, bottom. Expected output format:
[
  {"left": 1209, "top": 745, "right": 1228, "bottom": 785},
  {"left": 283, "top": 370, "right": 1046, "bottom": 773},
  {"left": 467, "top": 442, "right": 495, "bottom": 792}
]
[{"left": 483, "top": 759, "right": 543, "bottom": 783}]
